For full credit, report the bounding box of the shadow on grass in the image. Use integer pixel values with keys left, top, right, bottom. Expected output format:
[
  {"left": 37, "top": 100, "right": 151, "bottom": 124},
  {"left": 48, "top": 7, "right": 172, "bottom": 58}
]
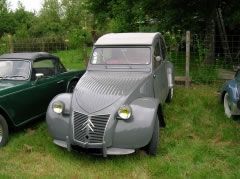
[{"left": 10, "top": 116, "right": 45, "bottom": 133}]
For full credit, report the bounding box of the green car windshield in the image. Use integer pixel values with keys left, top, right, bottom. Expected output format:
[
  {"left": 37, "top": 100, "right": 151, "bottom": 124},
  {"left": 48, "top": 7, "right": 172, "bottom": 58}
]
[
  {"left": 91, "top": 47, "right": 150, "bottom": 65},
  {"left": 0, "top": 60, "right": 31, "bottom": 80}
]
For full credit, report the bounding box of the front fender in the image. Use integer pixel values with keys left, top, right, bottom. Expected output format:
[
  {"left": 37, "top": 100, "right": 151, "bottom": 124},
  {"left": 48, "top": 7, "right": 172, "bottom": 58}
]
[
  {"left": 46, "top": 93, "right": 72, "bottom": 141},
  {"left": 112, "top": 97, "right": 159, "bottom": 149},
  {"left": 221, "top": 80, "right": 239, "bottom": 103}
]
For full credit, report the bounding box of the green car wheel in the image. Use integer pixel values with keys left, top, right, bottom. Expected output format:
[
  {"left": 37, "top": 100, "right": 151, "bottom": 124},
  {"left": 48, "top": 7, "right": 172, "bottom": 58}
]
[
  {"left": 0, "top": 115, "right": 9, "bottom": 147},
  {"left": 67, "top": 80, "right": 78, "bottom": 93}
]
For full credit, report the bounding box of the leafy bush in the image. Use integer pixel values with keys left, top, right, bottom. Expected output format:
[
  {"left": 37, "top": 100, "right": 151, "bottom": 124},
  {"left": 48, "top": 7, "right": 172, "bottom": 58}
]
[
  {"left": 66, "top": 28, "right": 92, "bottom": 49},
  {"left": 0, "top": 34, "right": 9, "bottom": 55}
]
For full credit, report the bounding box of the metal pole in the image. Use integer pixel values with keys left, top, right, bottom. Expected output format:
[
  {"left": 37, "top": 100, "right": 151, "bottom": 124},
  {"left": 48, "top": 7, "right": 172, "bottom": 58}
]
[
  {"left": 186, "top": 31, "right": 191, "bottom": 87},
  {"left": 8, "top": 34, "right": 14, "bottom": 53}
]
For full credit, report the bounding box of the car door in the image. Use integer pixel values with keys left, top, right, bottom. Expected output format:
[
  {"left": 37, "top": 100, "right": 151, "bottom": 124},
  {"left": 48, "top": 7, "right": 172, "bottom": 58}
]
[
  {"left": 30, "top": 58, "right": 67, "bottom": 116},
  {"left": 53, "top": 59, "right": 70, "bottom": 93},
  {"left": 153, "top": 38, "right": 168, "bottom": 103}
]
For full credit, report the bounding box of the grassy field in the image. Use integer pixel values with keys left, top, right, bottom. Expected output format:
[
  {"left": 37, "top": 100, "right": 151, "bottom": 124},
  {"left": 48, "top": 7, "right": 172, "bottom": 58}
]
[{"left": 0, "top": 85, "right": 239, "bottom": 178}]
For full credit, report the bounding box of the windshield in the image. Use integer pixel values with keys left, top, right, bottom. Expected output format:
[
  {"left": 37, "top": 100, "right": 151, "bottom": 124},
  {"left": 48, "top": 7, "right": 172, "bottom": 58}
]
[
  {"left": 0, "top": 60, "right": 31, "bottom": 80},
  {"left": 91, "top": 47, "right": 150, "bottom": 65}
]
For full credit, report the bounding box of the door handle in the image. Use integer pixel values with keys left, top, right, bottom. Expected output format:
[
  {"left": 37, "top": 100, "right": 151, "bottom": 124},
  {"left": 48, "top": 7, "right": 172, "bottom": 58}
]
[
  {"left": 153, "top": 75, "right": 156, "bottom": 79},
  {"left": 57, "top": 80, "right": 64, "bottom": 84}
]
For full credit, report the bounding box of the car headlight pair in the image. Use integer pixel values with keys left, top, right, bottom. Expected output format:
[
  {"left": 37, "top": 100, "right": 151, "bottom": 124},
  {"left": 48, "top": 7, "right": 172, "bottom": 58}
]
[
  {"left": 52, "top": 101, "right": 64, "bottom": 114},
  {"left": 117, "top": 105, "right": 132, "bottom": 120},
  {"left": 53, "top": 101, "right": 132, "bottom": 119}
]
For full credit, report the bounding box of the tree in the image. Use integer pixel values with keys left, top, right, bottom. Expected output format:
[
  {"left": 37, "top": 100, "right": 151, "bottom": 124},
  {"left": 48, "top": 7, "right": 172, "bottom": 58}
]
[
  {"left": 13, "top": 2, "right": 35, "bottom": 38},
  {"left": 31, "top": 0, "right": 64, "bottom": 37},
  {"left": 0, "top": 0, "right": 15, "bottom": 36},
  {"left": 88, "top": 0, "right": 140, "bottom": 32}
]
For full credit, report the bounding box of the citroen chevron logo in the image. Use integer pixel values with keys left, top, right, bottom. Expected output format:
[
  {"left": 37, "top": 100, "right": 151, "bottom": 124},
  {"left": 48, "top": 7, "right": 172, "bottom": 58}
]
[{"left": 82, "top": 116, "right": 95, "bottom": 132}]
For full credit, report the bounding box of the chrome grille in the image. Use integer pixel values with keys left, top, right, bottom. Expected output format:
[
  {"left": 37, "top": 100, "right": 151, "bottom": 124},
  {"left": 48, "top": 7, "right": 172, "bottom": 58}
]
[
  {"left": 89, "top": 115, "right": 109, "bottom": 143},
  {"left": 73, "top": 112, "right": 88, "bottom": 142},
  {"left": 73, "top": 111, "right": 110, "bottom": 144}
]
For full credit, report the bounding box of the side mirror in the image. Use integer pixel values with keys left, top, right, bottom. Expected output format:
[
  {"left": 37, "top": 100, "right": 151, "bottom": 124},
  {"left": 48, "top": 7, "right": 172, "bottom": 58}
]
[
  {"left": 35, "top": 73, "right": 44, "bottom": 81},
  {"left": 155, "top": 56, "right": 162, "bottom": 62}
]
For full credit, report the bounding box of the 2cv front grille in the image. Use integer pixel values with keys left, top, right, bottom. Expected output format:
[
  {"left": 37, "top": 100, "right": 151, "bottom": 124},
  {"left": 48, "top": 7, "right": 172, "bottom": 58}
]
[{"left": 73, "top": 111, "right": 110, "bottom": 144}]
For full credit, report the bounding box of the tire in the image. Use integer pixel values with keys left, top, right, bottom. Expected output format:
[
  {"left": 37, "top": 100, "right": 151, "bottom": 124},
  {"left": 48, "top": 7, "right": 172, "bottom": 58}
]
[
  {"left": 166, "top": 88, "right": 173, "bottom": 103},
  {"left": 145, "top": 118, "right": 159, "bottom": 156},
  {"left": 224, "top": 92, "right": 234, "bottom": 119},
  {"left": 67, "top": 80, "right": 78, "bottom": 93},
  {"left": 0, "top": 115, "right": 9, "bottom": 147}
]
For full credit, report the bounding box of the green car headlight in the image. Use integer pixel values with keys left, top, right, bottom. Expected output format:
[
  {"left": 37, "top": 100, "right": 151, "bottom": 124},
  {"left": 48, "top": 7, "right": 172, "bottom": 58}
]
[
  {"left": 52, "top": 101, "right": 64, "bottom": 114},
  {"left": 118, "top": 105, "right": 132, "bottom": 120}
]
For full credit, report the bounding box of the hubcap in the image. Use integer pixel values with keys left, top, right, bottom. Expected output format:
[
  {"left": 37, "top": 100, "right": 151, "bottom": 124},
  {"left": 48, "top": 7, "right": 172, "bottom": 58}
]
[
  {"left": 0, "top": 123, "right": 3, "bottom": 143},
  {"left": 224, "top": 93, "right": 232, "bottom": 118}
]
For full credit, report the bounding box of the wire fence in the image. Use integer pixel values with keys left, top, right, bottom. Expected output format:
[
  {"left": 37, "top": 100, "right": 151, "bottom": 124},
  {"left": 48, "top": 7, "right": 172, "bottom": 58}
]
[
  {"left": 167, "top": 33, "right": 240, "bottom": 85},
  {"left": 0, "top": 32, "right": 239, "bottom": 85}
]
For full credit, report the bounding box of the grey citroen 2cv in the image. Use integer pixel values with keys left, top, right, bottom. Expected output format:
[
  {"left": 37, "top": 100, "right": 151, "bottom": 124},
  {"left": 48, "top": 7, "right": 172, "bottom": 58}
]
[{"left": 46, "top": 33, "right": 174, "bottom": 157}]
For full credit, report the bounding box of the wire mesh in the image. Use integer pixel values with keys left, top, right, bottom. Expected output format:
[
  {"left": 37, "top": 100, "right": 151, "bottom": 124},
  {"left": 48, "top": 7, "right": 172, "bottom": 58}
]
[{"left": 166, "top": 33, "right": 240, "bottom": 84}]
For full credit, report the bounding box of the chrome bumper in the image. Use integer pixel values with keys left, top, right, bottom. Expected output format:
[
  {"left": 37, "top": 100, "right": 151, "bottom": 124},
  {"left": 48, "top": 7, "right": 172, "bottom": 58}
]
[{"left": 53, "top": 139, "right": 135, "bottom": 157}]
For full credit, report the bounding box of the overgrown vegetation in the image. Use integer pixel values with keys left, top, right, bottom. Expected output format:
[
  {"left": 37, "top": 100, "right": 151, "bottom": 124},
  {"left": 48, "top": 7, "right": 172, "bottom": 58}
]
[{"left": 0, "top": 86, "right": 239, "bottom": 177}]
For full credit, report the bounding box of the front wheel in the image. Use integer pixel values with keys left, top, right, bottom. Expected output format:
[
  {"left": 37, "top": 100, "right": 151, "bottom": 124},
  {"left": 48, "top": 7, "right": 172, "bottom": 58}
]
[
  {"left": 0, "top": 115, "right": 9, "bottom": 147},
  {"left": 145, "top": 118, "right": 159, "bottom": 156}
]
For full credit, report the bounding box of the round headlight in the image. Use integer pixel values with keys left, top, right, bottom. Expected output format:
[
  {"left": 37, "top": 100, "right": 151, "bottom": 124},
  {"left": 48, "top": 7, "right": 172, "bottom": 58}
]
[
  {"left": 52, "top": 101, "right": 64, "bottom": 114},
  {"left": 118, "top": 105, "right": 132, "bottom": 120}
]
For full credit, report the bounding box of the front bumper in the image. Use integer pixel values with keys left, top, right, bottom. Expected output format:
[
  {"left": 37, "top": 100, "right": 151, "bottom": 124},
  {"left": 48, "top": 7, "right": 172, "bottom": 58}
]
[{"left": 53, "top": 139, "right": 135, "bottom": 157}]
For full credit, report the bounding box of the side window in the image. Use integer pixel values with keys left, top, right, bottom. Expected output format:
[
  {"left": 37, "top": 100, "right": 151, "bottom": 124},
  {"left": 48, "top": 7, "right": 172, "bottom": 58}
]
[
  {"left": 153, "top": 40, "right": 161, "bottom": 69},
  {"left": 53, "top": 59, "right": 66, "bottom": 74},
  {"left": 32, "top": 59, "right": 56, "bottom": 79},
  {"left": 57, "top": 61, "right": 67, "bottom": 73},
  {"left": 160, "top": 38, "right": 166, "bottom": 60}
]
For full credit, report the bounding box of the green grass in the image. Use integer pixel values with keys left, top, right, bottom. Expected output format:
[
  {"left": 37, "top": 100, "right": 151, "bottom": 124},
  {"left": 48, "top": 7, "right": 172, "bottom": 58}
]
[
  {"left": 54, "top": 48, "right": 92, "bottom": 70},
  {"left": 0, "top": 85, "right": 239, "bottom": 178}
]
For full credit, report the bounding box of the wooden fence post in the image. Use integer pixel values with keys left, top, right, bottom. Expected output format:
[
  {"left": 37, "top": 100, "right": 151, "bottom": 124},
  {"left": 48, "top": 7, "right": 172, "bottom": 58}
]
[
  {"left": 185, "top": 31, "right": 191, "bottom": 87},
  {"left": 8, "top": 34, "right": 14, "bottom": 53}
]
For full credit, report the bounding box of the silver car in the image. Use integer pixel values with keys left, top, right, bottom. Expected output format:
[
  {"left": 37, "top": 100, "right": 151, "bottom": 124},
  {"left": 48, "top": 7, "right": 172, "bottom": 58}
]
[{"left": 46, "top": 33, "right": 174, "bottom": 157}]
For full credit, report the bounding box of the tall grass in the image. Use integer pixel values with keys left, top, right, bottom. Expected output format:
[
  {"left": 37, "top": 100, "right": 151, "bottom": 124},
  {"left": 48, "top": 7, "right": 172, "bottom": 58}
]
[{"left": 0, "top": 86, "right": 239, "bottom": 178}]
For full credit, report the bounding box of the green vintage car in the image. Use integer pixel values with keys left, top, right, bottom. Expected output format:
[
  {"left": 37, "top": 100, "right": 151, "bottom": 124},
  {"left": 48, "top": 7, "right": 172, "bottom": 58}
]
[{"left": 0, "top": 52, "right": 85, "bottom": 147}]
